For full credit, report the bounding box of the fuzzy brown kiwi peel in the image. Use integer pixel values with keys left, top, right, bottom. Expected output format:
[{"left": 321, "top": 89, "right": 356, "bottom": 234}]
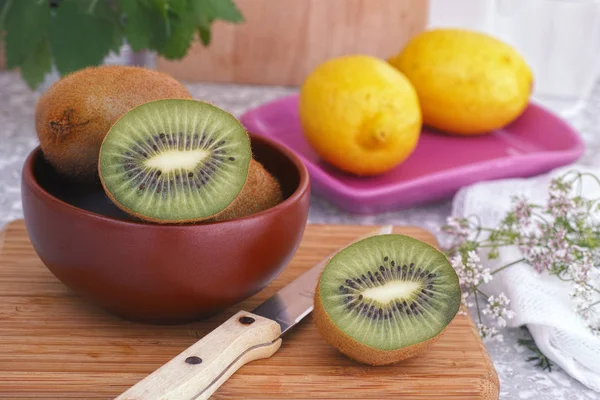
[
  {"left": 35, "top": 65, "right": 192, "bottom": 182},
  {"left": 314, "top": 234, "right": 461, "bottom": 365},
  {"left": 212, "top": 159, "right": 283, "bottom": 221},
  {"left": 98, "top": 99, "right": 253, "bottom": 224}
]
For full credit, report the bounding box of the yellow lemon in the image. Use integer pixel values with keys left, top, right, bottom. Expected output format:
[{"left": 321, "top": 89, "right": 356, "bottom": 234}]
[
  {"left": 299, "top": 55, "right": 421, "bottom": 176},
  {"left": 389, "top": 28, "right": 533, "bottom": 135}
]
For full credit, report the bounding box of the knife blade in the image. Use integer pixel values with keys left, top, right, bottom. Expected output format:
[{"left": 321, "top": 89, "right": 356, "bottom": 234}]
[{"left": 117, "top": 225, "right": 393, "bottom": 400}]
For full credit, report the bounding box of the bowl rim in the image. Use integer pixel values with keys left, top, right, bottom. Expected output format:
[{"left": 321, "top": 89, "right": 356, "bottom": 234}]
[{"left": 23, "top": 133, "right": 310, "bottom": 227}]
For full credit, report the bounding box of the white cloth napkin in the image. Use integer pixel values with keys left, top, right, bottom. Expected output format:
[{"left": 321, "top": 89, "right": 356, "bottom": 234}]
[{"left": 451, "top": 166, "right": 600, "bottom": 392}]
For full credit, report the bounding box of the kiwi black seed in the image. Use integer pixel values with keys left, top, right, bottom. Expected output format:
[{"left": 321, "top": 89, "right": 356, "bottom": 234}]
[
  {"left": 314, "top": 234, "right": 461, "bottom": 366},
  {"left": 98, "top": 99, "right": 252, "bottom": 223}
]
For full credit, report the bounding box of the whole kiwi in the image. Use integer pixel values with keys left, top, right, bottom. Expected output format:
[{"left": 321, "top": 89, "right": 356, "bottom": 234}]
[
  {"left": 212, "top": 159, "right": 283, "bottom": 221},
  {"left": 35, "top": 65, "right": 192, "bottom": 182}
]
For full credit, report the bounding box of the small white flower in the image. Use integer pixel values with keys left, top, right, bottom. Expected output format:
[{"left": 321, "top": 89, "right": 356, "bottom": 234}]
[
  {"left": 442, "top": 217, "right": 471, "bottom": 245},
  {"left": 512, "top": 196, "right": 533, "bottom": 226},
  {"left": 482, "top": 293, "right": 516, "bottom": 328},
  {"left": 578, "top": 300, "right": 600, "bottom": 334},
  {"left": 466, "top": 251, "right": 493, "bottom": 285},
  {"left": 571, "top": 282, "right": 592, "bottom": 302},
  {"left": 546, "top": 178, "right": 575, "bottom": 218},
  {"left": 450, "top": 253, "right": 463, "bottom": 270},
  {"left": 568, "top": 247, "right": 594, "bottom": 283},
  {"left": 451, "top": 249, "right": 494, "bottom": 293},
  {"left": 481, "top": 270, "right": 493, "bottom": 284},
  {"left": 518, "top": 223, "right": 536, "bottom": 240},
  {"left": 467, "top": 250, "right": 481, "bottom": 264},
  {"left": 496, "top": 316, "right": 507, "bottom": 328},
  {"left": 461, "top": 291, "right": 474, "bottom": 308},
  {"left": 505, "top": 309, "right": 516, "bottom": 320},
  {"left": 476, "top": 323, "right": 502, "bottom": 342},
  {"left": 519, "top": 245, "right": 553, "bottom": 274}
]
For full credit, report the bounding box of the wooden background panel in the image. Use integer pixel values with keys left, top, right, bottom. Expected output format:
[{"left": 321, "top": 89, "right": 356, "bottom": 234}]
[{"left": 157, "top": 0, "right": 428, "bottom": 86}]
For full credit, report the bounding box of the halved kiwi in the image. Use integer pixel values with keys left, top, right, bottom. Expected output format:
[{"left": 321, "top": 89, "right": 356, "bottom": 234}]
[
  {"left": 314, "top": 234, "right": 461, "bottom": 365},
  {"left": 99, "top": 99, "right": 252, "bottom": 223}
]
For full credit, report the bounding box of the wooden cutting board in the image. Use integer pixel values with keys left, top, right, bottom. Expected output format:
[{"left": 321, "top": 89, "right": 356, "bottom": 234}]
[{"left": 0, "top": 220, "right": 499, "bottom": 399}]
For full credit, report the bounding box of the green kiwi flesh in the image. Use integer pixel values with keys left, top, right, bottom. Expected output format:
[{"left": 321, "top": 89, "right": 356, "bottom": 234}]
[
  {"left": 99, "top": 99, "right": 252, "bottom": 223},
  {"left": 315, "top": 234, "right": 461, "bottom": 363}
]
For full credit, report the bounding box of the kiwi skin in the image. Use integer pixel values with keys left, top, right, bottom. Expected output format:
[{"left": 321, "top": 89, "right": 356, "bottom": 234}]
[
  {"left": 313, "top": 280, "right": 453, "bottom": 366},
  {"left": 212, "top": 159, "right": 283, "bottom": 221},
  {"left": 35, "top": 65, "right": 191, "bottom": 182}
]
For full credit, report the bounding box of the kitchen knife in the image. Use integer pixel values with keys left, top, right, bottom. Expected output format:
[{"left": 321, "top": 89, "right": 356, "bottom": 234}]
[{"left": 117, "top": 225, "right": 393, "bottom": 400}]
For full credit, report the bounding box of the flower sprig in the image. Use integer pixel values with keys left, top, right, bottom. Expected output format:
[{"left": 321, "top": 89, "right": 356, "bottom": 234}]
[{"left": 442, "top": 171, "right": 600, "bottom": 348}]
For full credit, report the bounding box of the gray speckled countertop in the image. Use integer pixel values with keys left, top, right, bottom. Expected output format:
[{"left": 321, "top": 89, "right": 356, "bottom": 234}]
[{"left": 2, "top": 70, "right": 600, "bottom": 399}]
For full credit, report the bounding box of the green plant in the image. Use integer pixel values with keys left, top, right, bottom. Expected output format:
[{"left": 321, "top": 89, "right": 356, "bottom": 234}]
[
  {"left": 518, "top": 328, "right": 554, "bottom": 372},
  {"left": 0, "top": 0, "right": 244, "bottom": 89}
]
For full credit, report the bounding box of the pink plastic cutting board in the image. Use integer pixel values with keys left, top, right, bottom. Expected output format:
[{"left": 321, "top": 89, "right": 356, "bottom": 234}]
[{"left": 240, "top": 95, "right": 584, "bottom": 214}]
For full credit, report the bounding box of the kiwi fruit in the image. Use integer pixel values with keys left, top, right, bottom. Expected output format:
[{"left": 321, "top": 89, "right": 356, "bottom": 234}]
[
  {"left": 35, "top": 65, "right": 191, "bottom": 182},
  {"left": 98, "top": 99, "right": 252, "bottom": 223},
  {"left": 314, "top": 234, "right": 461, "bottom": 365},
  {"left": 212, "top": 159, "right": 283, "bottom": 221}
]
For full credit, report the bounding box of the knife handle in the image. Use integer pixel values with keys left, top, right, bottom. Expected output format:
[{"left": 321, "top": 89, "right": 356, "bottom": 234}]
[{"left": 116, "top": 311, "right": 282, "bottom": 400}]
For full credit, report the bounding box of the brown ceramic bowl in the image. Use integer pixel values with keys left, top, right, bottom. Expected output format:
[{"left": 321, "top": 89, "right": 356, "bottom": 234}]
[{"left": 21, "top": 134, "right": 310, "bottom": 324}]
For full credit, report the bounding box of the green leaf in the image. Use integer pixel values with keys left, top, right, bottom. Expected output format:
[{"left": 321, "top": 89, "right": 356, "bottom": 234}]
[
  {"left": 196, "top": 13, "right": 215, "bottom": 46},
  {"left": 94, "top": 0, "right": 125, "bottom": 53},
  {"left": 109, "top": 27, "right": 125, "bottom": 54},
  {"left": 49, "top": 1, "right": 116, "bottom": 75},
  {"left": 197, "top": 24, "right": 211, "bottom": 46},
  {"left": 120, "top": 0, "right": 153, "bottom": 51},
  {"left": 193, "top": 0, "right": 243, "bottom": 23},
  {"left": 129, "top": 0, "right": 197, "bottom": 59},
  {"left": 120, "top": 0, "right": 168, "bottom": 52},
  {"left": 213, "top": 0, "right": 243, "bottom": 22},
  {"left": 518, "top": 329, "right": 554, "bottom": 372},
  {"left": 0, "top": 0, "right": 11, "bottom": 32},
  {"left": 151, "top": 0, "right": 168, "bottom": 18},
  {"left": 4, "top": 0, "right": 50, "bottom": 68},
  {"left": 20, "top": 35, "right": 53, "bottom": 89},
  {"left": 64, "top": 0, "right": 102, "bottom": 13},
  {"left": 164, "top": 0, "right": 187, "bottom": 16},
  {"left": 158, "top": 13, "right": 196, "bottom": 59},
  {"left": 190, "top": 0, "right": 243, "bottom": 47}
]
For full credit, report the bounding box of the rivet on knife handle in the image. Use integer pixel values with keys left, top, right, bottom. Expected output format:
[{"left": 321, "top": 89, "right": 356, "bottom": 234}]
[{"left": 116, "top": 311, "right": 282, "bottom": 400}]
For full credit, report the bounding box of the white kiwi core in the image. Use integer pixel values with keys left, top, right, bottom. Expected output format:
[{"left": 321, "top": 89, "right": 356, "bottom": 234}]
[
  {"left": 362, "top": 281, "right": 421, "bottom": 303},
  {"left": 144, "top": 150, "right": 209, "bottom": 172}
]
